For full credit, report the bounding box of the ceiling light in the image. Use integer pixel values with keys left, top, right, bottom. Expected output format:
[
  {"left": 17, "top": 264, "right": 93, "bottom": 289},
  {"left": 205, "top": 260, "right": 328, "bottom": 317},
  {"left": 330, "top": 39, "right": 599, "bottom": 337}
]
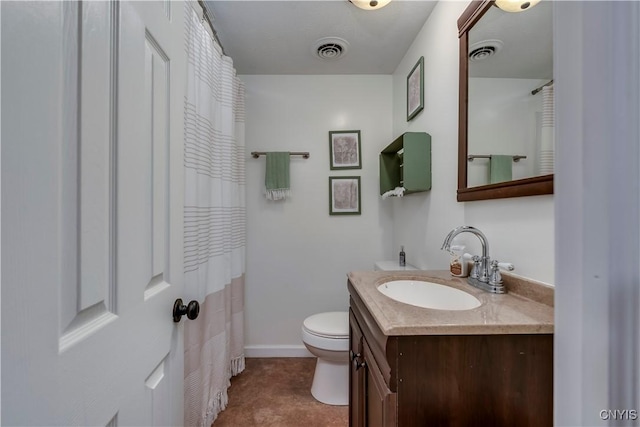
[
  {"left": 495, "top": 0, "right": 541, "bottom": 13},
  {"left": 349, "top": 0, "right": 391, "bottom": 11}
]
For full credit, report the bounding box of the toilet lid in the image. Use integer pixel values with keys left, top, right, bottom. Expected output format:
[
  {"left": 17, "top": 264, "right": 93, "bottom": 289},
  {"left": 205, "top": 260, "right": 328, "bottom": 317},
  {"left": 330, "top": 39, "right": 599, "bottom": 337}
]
[{"left": 303, "top": 312, "right": 349, "bottom": 338}]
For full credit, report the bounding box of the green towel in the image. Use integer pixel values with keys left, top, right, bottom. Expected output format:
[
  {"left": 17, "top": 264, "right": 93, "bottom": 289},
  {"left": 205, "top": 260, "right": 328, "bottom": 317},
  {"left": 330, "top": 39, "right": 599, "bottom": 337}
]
[
  {"left": 489, "top": 155, "right": 513, "bottom": 184},
  {"left": 265, "top": 152, "right": 291, "bottom": 200}
]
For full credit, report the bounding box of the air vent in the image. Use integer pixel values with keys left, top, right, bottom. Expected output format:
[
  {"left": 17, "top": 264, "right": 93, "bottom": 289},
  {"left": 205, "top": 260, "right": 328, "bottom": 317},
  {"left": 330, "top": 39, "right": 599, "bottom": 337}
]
[
  {"left": 317, "top": 43, "right": 343, "bottom": 59},
  {"left": 313, "top": 37, "right": 349, "bottom": 61},
  {"left": 468, "top": 39, "right": 503, "bottom": 62}
]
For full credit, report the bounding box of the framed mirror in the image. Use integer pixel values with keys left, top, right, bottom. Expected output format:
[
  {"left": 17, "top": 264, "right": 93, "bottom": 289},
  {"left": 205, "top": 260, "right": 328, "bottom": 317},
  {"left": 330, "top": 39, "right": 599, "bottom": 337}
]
[{"left": 457, "top": 0, "right": 554, "bottom": 201}]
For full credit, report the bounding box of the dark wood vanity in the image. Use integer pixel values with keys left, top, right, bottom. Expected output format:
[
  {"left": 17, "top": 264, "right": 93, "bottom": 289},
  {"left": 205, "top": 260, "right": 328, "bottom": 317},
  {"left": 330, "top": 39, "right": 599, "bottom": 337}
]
[{"left": 347, "top": 272, "right": 553, "bottom": 427}]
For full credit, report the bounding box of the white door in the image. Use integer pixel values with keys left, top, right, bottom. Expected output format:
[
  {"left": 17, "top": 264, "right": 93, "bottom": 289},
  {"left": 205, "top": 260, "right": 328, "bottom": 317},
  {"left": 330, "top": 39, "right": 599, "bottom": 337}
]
[{"left": 2, "top": 1, "right": 187, "bottom": 425}]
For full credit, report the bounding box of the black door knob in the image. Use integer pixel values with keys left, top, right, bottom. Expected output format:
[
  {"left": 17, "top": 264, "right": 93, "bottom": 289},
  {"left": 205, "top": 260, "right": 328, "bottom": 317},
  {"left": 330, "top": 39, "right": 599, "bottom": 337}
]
[{"left": 173, "top": 298, "right": 200, "bottom": 322}]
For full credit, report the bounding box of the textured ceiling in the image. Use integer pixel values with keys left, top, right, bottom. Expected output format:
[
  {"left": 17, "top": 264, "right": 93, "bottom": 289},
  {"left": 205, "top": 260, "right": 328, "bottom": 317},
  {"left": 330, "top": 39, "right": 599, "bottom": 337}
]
[{"left": 204, "top": 0, "right": 438, "bottom": 75}]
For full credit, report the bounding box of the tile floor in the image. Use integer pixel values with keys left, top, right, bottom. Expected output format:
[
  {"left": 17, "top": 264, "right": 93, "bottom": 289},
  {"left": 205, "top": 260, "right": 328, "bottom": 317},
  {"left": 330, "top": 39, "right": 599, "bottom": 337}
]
[{"left": 212, "top": 358, "right": 349, "bottom": 426}]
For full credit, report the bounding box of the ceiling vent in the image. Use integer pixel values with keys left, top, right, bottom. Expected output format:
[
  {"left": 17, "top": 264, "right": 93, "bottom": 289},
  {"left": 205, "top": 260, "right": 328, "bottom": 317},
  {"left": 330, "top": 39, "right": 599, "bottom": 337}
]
[
  {"left": 313, "top": 37, "right": 349, "bottom": 61},
  {"left": 468, "top": 39, "right": 503, "bottom": 62}
]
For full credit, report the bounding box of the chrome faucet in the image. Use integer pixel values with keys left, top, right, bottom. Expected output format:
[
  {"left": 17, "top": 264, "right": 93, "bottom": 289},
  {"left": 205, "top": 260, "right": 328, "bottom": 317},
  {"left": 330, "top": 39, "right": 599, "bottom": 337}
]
[{"left": 441, "top": 226, "right": 507, "bottom": 294}]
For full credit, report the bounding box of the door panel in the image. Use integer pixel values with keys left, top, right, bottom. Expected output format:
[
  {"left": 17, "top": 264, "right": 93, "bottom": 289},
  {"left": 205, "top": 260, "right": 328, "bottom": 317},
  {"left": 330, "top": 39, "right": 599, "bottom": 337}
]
[
  {"left": 364, "top": 340, "right": 397, "bottom": 427},
  {"left": 76, "top": 0, "right": 115, "bottom": 312},
  {"left": 144, "top": 28, "right": 170, "bottom": 299},
  {"left": 59, "top": 0, "right": 119, "bottom": 353},
  {"left": 1, "top": 1, "right": 185, "bottom": 425},
  {"left": 349, "top": 310, "right": 365, "bottom": 427}
]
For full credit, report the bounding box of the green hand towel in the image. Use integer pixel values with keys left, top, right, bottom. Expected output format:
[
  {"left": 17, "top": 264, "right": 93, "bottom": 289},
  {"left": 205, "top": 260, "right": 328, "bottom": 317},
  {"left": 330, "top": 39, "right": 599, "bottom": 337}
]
[
  {"left": 490, "top": 155, "right": 513, "bottom": 184},
  {"left": 265, "top": 152, "right": 291, "bottom": 200}
]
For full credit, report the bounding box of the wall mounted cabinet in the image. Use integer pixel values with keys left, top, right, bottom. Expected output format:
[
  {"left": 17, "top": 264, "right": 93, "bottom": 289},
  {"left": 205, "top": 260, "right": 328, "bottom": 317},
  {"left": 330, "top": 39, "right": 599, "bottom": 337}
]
[{"left": 379, "top": 132, "right": 431, "bottom": 195}]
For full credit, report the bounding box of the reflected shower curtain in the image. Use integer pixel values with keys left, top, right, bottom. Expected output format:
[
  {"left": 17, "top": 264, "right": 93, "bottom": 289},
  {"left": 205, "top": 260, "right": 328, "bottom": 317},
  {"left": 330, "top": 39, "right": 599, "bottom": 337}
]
[
  {"left": 538, "top": 84, "right": 555, "bottom": 175},
  {"left": 183, "top": 3, "right": 246, "bottom": 426}
]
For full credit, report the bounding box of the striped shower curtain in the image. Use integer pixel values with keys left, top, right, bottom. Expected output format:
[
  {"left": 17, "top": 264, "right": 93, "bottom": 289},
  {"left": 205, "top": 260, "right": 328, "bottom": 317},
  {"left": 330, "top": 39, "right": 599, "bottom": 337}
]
[
  {"left": 538, "top": 84, "right": 554, "bottom": 175},
  {"left": 183, "top": 3, "right": 246, "bottom": 426}
]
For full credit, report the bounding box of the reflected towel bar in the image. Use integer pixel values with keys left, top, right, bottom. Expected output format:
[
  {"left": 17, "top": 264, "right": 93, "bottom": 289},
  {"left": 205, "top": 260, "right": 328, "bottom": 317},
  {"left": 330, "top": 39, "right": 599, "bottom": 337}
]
[
  {"left": 251, "top": 151, "right": 310, "bottom": 159},
  {"left": 468, "top": 155, "right": 526, "bottom": 162}
]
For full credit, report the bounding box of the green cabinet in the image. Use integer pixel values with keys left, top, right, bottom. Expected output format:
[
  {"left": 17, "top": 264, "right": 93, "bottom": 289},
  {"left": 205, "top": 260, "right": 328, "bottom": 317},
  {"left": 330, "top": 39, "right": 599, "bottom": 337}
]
[{"left": 379, "top": 132, "right": 431, "bottom": 195}]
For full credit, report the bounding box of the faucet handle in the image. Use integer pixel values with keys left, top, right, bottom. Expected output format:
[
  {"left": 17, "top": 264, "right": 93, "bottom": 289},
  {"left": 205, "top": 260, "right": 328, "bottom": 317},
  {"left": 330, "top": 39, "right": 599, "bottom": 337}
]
[
  {"left": 470, "top": 255, "right": 481, "bottom": 279},
  {"left": 497, "top": 262, "right": 514, "bottom": 271},
  {"left": 489, "top": 260, "right": 502, "bottom": 285}
]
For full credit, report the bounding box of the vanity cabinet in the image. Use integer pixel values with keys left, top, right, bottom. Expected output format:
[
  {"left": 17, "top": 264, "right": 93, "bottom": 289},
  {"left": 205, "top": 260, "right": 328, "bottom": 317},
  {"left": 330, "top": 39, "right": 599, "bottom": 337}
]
[
  {"left": 350, "top": 310, "right": 396, "bottom": 427},
  {"left": 348, "top": 279, "right": 553, "bottom": 427},
  {"left": 379, "top": 132, "right": 431, "bottom": 195}
]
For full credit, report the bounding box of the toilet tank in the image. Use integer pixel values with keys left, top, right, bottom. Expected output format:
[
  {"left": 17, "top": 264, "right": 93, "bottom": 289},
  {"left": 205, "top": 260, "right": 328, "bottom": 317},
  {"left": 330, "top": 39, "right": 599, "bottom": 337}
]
[{"left": 374, "top": 260, "right": 418, "bottom": 271}]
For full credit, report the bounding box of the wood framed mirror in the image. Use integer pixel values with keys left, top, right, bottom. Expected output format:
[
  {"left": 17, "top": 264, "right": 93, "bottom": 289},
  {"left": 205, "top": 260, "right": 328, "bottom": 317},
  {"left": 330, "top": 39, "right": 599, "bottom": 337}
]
[{"left": 457, "top": 0, "right": 554, "bottom": 202}]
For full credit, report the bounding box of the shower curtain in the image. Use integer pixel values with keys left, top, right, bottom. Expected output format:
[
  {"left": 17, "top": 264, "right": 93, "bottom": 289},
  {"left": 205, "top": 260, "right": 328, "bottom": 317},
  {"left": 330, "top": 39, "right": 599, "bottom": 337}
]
[
  {"left": 183, "top": 3, "right": 246, "bottom": 426},
  {"left": 538, "top": 84, "right": 555, "bottom": 175}
]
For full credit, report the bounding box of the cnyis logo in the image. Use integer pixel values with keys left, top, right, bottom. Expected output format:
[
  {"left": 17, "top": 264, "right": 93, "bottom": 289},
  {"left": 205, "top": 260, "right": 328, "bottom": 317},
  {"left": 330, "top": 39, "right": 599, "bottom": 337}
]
[{"left": 599, "top": 409, "right": 638, "bottom": 421}]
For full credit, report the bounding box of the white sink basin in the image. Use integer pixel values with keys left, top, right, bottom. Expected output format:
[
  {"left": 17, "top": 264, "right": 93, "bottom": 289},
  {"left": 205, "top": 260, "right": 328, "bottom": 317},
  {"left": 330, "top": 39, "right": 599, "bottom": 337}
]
[{"left": 377, "top": 280, "right": 481, "bottom": 311}]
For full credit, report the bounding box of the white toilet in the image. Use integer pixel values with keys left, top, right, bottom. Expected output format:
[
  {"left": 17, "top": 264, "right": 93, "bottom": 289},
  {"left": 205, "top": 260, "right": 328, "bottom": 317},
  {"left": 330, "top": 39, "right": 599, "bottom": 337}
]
[
  {"left": 374, "top": 260, "right": 418, "bottom": 271},
  {"left": 301, "top": 261, "right": 417, "bottom": 406},
  {"left": 301, "top": 311, "right": 349, "bottom": 405}
]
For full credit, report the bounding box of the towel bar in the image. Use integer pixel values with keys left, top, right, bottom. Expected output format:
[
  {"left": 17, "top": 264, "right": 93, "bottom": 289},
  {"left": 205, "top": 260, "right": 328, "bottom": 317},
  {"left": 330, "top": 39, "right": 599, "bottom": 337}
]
[
  {"left": 251, "top": 151, "right": 310, "bottom": 159},
  {"left": 467, "top": 155, "right": 526, "bottom": 163}
]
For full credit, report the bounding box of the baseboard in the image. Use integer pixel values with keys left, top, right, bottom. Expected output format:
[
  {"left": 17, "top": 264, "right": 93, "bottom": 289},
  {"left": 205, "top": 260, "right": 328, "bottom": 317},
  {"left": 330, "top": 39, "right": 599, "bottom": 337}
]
[{"left": 244, "top": 345, "right": 314, "bottom": 358}]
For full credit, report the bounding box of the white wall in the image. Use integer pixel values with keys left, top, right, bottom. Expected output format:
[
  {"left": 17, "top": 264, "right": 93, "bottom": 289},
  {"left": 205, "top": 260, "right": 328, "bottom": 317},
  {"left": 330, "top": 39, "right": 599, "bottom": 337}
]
[
  {"left": 389, "top": 1, "right": 465, "bottom": 273},
  {"left": 241, "top": 75, "right": 394, "bottom": 355},
  {"left": 390, "top": 1, "right": 554, "bottom": 284}
]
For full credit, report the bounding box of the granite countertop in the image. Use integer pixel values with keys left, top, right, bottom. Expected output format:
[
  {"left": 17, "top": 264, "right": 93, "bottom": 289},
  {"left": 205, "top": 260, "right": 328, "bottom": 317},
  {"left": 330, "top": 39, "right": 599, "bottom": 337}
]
[{"left": 347, "top": 270, "right": 554, "bottom": 336}]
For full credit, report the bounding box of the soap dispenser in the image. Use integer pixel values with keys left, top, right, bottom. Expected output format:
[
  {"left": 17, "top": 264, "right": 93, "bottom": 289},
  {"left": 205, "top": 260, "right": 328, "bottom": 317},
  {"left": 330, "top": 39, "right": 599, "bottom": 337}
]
[
  {"left": 399, "top": 246, "right": 406, "bottom": 267},
  {"left": 449, "top": 245, "right": 467, "bottom": 277}
]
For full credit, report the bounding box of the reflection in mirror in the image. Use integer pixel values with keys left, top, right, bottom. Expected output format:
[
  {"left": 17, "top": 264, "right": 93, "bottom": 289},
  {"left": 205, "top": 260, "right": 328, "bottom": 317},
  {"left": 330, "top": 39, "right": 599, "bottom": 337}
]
[
  {"left": 457, "top": 0, "right": 554, "bottom": 201},
  {"left": 468, "top": 1, "right": 552, "bottom": 187}
]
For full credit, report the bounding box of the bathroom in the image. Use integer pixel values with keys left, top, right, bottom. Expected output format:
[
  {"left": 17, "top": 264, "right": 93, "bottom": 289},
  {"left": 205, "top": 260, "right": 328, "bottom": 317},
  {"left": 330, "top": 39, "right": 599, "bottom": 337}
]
[
  {"left": 231, "top": 0, "right": 637, "bottom": 425},
  {"left": 2, "top": 0, "right": 638, "bottom": 426},
  {"left": 241, "top": 2, "right": 554, "bottom": 363},
  {"left": 240, "top": 1, "right": 555, "bottom": 423}
]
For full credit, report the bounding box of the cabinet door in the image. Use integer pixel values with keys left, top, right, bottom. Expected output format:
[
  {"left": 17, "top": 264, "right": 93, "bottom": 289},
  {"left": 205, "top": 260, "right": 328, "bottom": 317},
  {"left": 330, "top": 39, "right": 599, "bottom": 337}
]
[
  {"left": 363, "top": 340, "right": 397, "bottom": 427},
  {"left": 349, "top": 310, "right": 366, "bottom": 427}
]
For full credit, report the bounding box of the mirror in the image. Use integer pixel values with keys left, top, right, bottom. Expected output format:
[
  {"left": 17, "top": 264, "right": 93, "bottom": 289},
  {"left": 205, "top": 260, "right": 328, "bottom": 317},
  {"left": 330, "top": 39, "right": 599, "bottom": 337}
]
[{"left": 457, "top": 0, "right": 553, "bottom": 201}]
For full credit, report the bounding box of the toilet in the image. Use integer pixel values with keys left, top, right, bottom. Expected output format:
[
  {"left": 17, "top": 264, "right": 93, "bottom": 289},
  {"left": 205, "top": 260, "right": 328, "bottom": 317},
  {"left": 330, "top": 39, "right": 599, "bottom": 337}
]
[
  {"left": 301, "top": 311, "right": 349, "bottom": 405},
  {"left": 301, "top": 261, "right": 418, "bottom": 406},
  {"left": 373, "top": 260, "right": 418, "bottom": 271}
]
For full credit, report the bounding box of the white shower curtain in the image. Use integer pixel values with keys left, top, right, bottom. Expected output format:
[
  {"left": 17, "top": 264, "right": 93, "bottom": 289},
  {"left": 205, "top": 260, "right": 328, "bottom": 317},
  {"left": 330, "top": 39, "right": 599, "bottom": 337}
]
[
  {"left": 538, "top": 84, "right": 555, "bottom": 175},
  {"left": 183, "top": 3, "right": 246, "bottom": 426}
]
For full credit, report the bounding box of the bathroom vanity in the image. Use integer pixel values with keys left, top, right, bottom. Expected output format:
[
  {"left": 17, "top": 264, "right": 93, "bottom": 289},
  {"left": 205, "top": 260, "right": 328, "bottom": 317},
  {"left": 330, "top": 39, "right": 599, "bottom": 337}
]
[{"left": 347, "top": 270, "right": 553, "bottom": 427}]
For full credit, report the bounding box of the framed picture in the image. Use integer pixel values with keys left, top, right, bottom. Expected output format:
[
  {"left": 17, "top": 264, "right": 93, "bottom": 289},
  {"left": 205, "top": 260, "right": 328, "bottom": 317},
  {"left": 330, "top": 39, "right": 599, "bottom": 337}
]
[
  {"left": 407, "top": 56, "right": 424, "bottom": 121},
  {"left": 329, "top": 130, "right": 361, "bottom": 170},
  {"left": 329, "top": 176, "right": 361, "bottom": 215}
]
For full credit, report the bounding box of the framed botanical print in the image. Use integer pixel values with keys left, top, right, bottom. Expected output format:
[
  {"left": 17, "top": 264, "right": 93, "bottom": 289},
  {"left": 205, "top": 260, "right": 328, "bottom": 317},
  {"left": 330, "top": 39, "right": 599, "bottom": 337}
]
[
  {"left": 329, "top": 130, "right": 361, "bottom": 170},
  {"left": 407, "top": 56, "right": 424, "bottom": 121},
  {"left": 329, "top": 176, "right": 361, "bottom": 215}
]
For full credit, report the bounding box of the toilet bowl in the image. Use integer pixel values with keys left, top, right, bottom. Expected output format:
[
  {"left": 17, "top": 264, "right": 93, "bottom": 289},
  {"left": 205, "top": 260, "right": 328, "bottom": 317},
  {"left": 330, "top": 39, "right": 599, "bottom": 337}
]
[
  {"left": 301, "top": 263, "right": 416, "bottom": 405},
  {"left": 301, "top": 311, "right": 349, "bottom": 406}
]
